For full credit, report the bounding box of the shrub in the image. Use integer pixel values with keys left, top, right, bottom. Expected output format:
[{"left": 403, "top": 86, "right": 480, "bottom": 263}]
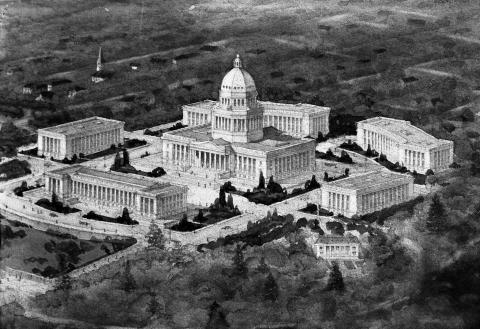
[
  {"left": 150, "top": 167, "right": 166, "bottom": 177},
  {"left": 326, "top": 221, "right": 345, "bottom": 235},
  {"left": 442, "top": 121, "right": 456, "bottom": 133},
  {"left": 304, "top": 203, "right": 318, "bottom": 213}
]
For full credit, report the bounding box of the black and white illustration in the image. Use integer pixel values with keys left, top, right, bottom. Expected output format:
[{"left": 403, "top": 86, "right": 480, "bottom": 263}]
[{"left": 1, "top": 1, "right": 479, "bottom": 328}]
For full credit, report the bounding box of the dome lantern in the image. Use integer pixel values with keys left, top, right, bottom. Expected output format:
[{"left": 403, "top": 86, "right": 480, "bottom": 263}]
[{"left": 233, "top": 54, "right": 242, "bottom": 68}]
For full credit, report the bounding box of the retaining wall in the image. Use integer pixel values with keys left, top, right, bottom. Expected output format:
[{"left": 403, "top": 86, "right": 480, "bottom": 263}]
[{"left": 0, "top": 193, "right": 142, "bottom": 239}]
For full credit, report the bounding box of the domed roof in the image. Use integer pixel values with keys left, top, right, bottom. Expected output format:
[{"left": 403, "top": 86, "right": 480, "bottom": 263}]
[{"left": 220, "top": 55, "right": 256, "bottom": 93}]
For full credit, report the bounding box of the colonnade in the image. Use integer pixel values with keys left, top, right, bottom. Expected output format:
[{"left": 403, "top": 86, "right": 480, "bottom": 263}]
[
  {"left": 72, "top": 180, "right": 136, "bottom": 208},
  {"left": 363, "top": 129, "right": 395, "bottom": 155},
  {"left": 318, "top": 244, "right": 358, "bottom": 259},
  {"left": 311, "top": 116, "right": 328, "bottom": 135},
  {"left": 195, "top": 150, "right": 229, "bottom": 170},
  {"left": 270, "top": 151, "right": 312, "bottom": 178},
  {"left": 169, "top": 143, "right": 230, "bottom": 171},
  {"left": 159, "top": 193, "right": 186, "bottom": 216},
  {"left": 431, "top": 148, "right": 450, "bottom": 170},
  {"left": 235, "top": 155, "right": 257, "bottom": 178},
  {"left": 359, "top": 184, "right": 409, "bottom": 213},
  {"left": 404, "top": 149, "right": 426, "bottom": 169},
  {"left": 42, "top": 136, "right": 62, "bottom": 156},
  {"left": 264, "top": 115, "right": 303, "bottom": 134},
  {"left": 47, "top": 177, "right": 61, "bottom": 194},
  {"left": 71, "top": 128, "right": 121, "bottom": 155},
  {"left": 327, "top": 192, "right": 351, "bottom": 213},
  {"left": 213, "top": 115, "right": 262, "bottom": 132},
  {"left": 186, "top": 111, "right": 209, "bottom": 126}
]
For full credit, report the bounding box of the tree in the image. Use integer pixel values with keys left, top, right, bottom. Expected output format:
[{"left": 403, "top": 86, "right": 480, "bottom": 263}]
[
  {"left": 267, "top": 175, "right": 283, "bottom": 194},
  {"left": 316, "top": 131, "right": 325, "bottom": 142},
  {"left": 196, "top": 209, "right": 204, "bottom": 222},
  {"left": 344, "top": 168, "right": 350, "bottom": 176},
  {"left": 258, "top": 170, "right": 266, "bottom": 190},
  {"left": 426, "top": 174, "right": 438, "bottom": 188},
  {"left": 121, "top": 207, "right": 132, "bottom": 224},
  {"left": 339, "top": 150, "right": 353, "bottom": 164},
  {"left": 51, "top": 191, "right": 59, "bottom": 205},
  {"left": 219, "top": 187, "right": 227, "bottom": 208},
  {"left": 122, "top": 261, "right": 136, "bottom": 292},
  {"left": 146, "top": 220, "right": 165, "bottom": 250},
  {"left": 232, "top": 244, "right": 247, "bottom": 277},
  {"left": 426, "top": 194, "right": 447, "bottom": 233},
  {"left": 324, "top": 172, "right": 329, "bottom": 181},
  {"left": 257, "top": 256, "right": 269, "bottom": 273},
  {"left": 264, "top": 272, "right": 279, "bottom": 302},
  {"left": 227, "top": 194, "right": 234, "bottom": 210},
  {"left": 112, "top": 151, "right": 122, "bottom": 170},
  {"left": 71, "top": 154, "right": 78, "bottom": 163},
  {"left": 365, "top": 144, "right": 373, "bottom": 157},
  {"left": 205, "top": 301, "right": 230, "bottom": 329},
  {"left": 122, "top": 148, "right": 130, "bottom": 166},
  {"left": 56, "top": 274, "right": 72, "bottom": 291},
  {"left": 151, "top": 167, "right": 166, "bottom": 177},
  {"left": 461, "top": 108, "right": 475, "bottom": 122},
  {"left": 326, "top": 261, "right": 345, "bottom": 292},
  {"left": 309, "top": 175, "right": 320, "bottom": 189},
  {"left": 147, "top": 293, "right": 161, "bottom": 315}
]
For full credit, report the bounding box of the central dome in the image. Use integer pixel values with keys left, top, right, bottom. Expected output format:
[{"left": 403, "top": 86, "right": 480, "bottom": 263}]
[
  {"left": 219, "top": 54, "right": 258, "bottom": 109},
  {"left": 221, "top": 55, "right": 256, "bottom": 93}
]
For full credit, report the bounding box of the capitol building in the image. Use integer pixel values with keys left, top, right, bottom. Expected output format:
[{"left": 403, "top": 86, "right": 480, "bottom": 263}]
[{"left": 161, "top": 55, "right": 330, "bottom": 184}]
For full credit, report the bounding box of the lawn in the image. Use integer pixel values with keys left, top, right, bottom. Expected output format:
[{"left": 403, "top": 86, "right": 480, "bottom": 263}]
[{"left": 0, "top": 217, "right": 136, "bottom": 278}]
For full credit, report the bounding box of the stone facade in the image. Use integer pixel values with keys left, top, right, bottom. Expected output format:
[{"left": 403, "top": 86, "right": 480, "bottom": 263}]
[
  {"left": 357, "top": 117, "right": 454, "bottom": 173},
  {"left": 44, "top": 165, "right": 187, "bottom": 223},
  {"left": 183, "top": 101, "right": 330, "bottom": 139},
  {"left": 320, "top": 171, "right": 414, "bottom": 217},
  {"left": 314, "top": 235, "right": 360, "bottom": 260},
  {"left": 163, "top": 55, "right": 320, "bottom": 185},
  {"left": 37, "top": 117, "right": 124, "bottom": 159}
]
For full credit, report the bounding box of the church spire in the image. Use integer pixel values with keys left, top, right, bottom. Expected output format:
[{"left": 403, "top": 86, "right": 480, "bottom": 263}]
[
  {"left": 233, "top": 54, "right": 242, "bottom": 68},
  {"left": 96, "top": 47, "right": 105, "bottom": 72}
]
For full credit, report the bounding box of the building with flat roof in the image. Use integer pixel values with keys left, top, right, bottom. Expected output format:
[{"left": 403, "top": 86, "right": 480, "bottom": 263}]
[
  {"left": 357, "top": 117, "right": 454, "bottom": 173},
  {"left": 162, "top": 55, "right": 318, "bottom": 185},
  {"left": 314, "top": 235, "right": 360, "bottom": 260},
  {"left": 320, "top": 170, "right": 414, "bottom": 217},
  {"left": 37, "top": 116, "right": 124, "bottom": 159},
  {"left": 45, "top": 165, "right": 187, "bottom": 223}
]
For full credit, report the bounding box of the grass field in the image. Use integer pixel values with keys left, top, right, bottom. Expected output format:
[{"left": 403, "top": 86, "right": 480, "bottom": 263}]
[{"left": 0, "top": 217, "right": 134, "bottom": 277}]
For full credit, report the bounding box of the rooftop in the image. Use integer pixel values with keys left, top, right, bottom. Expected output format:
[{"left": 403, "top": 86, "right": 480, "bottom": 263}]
[
  {"left": 325, "top": 170, "right": 412, "bottom": 191},
  {"left": 38, "top": 116, "right": 123, "bottom": 136},
  {"left": 358, "top": 117, "right": 449, "bottom": 147},
  {"left": 183, "top": 100, "right": 218, "bottom": 111},
  {"left": 315, "top": 235, "right": 360, "bottom": 244},
  {"left": 164, "top": 125, "right": 312, "bottom": 152},
  {"left": 233, "top": 127, "right": 311, "bottom": 152},
  {"left": 260, "top": 101, "right": 330, "bottom": 115},
  {"left": 47, "top": 165, "right": 179, "bottom": 195}
]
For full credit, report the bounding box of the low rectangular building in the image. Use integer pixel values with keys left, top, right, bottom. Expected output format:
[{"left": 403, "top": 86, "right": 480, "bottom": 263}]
[
  {"left": 45, "top": 165, "right": 187, "bottom": 223},
  {"left": 320, "top": 171, "right": 414, "bottom": 217},
  {"left": 37, "top": 117, "right": 124, "bottom": 160},
  {"left": 357, "top": 117, "right": 454, "bottom": 173},
  {"left": 314, "top": 235, "right": 360, "bottom": 260}
]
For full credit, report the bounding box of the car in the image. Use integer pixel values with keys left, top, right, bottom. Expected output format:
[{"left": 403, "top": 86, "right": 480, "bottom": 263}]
[{"left": 49, "top": 212, "right": 58, "bottom": 217}]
